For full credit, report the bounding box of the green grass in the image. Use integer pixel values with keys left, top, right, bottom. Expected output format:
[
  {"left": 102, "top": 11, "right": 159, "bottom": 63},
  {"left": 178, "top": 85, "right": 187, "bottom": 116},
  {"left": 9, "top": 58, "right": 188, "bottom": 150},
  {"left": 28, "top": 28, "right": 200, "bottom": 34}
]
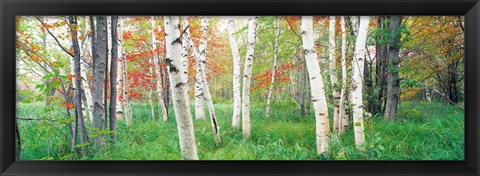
[{"left": 16, "top": 100, "right": 464, "bottom": 160}]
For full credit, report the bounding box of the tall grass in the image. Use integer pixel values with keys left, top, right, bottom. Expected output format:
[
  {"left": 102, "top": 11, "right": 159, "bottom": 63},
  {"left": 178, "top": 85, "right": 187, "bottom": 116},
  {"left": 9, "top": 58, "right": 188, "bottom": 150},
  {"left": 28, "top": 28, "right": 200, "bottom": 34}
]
[{"left": 16, "top": 100, "right": 464, "bottom": 160}]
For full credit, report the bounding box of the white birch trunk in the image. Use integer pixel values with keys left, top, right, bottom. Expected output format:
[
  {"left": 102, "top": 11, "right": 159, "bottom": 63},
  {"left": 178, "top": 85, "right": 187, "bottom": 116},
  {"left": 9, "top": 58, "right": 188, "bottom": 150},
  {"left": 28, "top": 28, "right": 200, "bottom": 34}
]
[
  {"left": 301, "top": 16, "right": 330, "bottom": 155},
  {"left": 191, "top": 18, "right": 206, "bottom": 120},
  {"left": 151, "top": 16, "right": 169, "bottom": 122},
  {"left": 338, "top": 16, "right": 348, "bottom": 133},
  {"left": 200, "top": 17, "right": 222, "bottom": 145},
  {"left": 164, "top": 16, "right": 198, "bottom": 160},
  {"left": 81, "top": 43, "right": 94, "bottom": 122},
  {"left": 351, "top": 16, "right": 370, "bottom": 151},
  {"left": 265, "top": 17, "right": 281, "bottom": 119},
  {"left": 183, "top": 17, "right": 222, "bottom": 146},
  {"left": 123, "top": 35, "right": 132, "bottom": 126},
  {"left": 116, "top": 16, "right": 124, "bottom": 120},
  {"left": 329, "top": 16, "right": 341, "bottom": 133},
  {"left": 241, "top": 16, "right": 258, "bottom": 139},
  {"left": 228, "top": 17, "right": 242, "bottom": 128}
]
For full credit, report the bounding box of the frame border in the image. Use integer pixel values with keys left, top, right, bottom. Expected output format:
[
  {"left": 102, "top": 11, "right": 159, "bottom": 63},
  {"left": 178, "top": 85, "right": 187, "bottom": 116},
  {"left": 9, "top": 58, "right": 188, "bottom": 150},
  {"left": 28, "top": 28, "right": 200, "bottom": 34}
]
[{"left": 1, "top": 0, "right": 479, "bottom": 175}]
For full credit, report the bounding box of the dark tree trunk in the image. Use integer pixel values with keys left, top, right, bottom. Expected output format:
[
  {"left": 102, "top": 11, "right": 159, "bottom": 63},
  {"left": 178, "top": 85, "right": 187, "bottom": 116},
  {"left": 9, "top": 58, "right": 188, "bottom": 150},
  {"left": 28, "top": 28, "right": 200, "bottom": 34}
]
[
  {"left": 109, "top": 16, "right": 118, "bottom": 145},
  {"left": 15, "top": 118, "right": 22, "bottom": 160},
  {"left": 384, "top": 16, "right": 402, "bottom": 121},
  {"left": 447, "top": 62, "right": 459, "bottom": 104},
  {"left": 93, "top": 16, "right": 107, "bottom": 148},
  {"left": 374, "top": 16, "right": 388, "bottom": 115},
  {"left": 69, "top": 16, "right": 88, "bottom": 156}
]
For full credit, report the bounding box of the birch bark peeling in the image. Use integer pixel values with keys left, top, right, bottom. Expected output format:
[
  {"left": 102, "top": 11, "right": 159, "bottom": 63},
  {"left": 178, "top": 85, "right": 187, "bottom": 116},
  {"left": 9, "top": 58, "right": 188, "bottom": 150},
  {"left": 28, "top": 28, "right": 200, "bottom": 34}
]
[
  {"left": 164, "top": 16, "right": 198, "bottom": 160},
  {"left": 301, "top": 16, "right": 330, "bottom": 155},
  {"left": 228, "top": 17, "right": 242, "bottom": 128},
  {"left": 242, "top": 16, "right": 258, "bottom": 139},
  {"left": 352, "top": 16, "right": 370, "bottom": 151},
  {"left": 151, "top": 16, "right": 169, "bottom": 122},
  {"left": 265, "top": 17, "right": 281, "bottom": 119},
  {"left": 329, "top": 16, "right": 341, "bottom": 133}
]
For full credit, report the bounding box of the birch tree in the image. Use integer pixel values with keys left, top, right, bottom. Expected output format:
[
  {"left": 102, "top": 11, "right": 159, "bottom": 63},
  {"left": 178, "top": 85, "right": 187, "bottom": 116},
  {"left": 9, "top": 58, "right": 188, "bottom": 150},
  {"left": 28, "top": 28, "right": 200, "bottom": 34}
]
[
  {"left": 338, "top": 16, "right": 349, "bottom": 133},
  {"left": 164, "top": 16, "right": 198, "bottom": 160},
  {"left": 301, "top": 16, "right": 330, "bottom": 155},
  {"left": 116, "top": 16, "right": 125, "bottom": 120},
  {"left": 351, "top": 16, "right": 370, "bottom": 150},
  {"left": 265, "top": 17, "right": 281, "bottom": 119},
  {"left": 228, "top": 17, "right": 242, "bottom": 128},
  {"left": 242, "top": 16, "right": 258, "bottom": 139},
  {"left": 151, "top": 16, "right": 169, "bottom": 121},
  {"left": 80, "top": 36, "right": 93, "bottom": 122},
  {"left": 384, "top": 16, "right": 402, "bottom": 122},
  {"left": 92, "top": 16, "right": 107, "bottom": 147},
  {"left": 329, "top": 16, "right": 341, "bottom": 133},
  {"left": 193, "top": 17, "right": 206, "bottom": 120},
  {"left": 183, "top": 17, "right": 222, "bottom": 146}
]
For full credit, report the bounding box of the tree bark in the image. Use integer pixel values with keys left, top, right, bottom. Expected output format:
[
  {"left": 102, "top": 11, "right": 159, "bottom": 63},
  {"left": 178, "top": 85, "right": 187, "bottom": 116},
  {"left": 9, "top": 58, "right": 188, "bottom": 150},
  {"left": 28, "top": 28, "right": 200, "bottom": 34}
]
[
  {"left": 93, "top": 16, "right": 107, "bottom": 148},
  {"left": 329, "top": 16, "right": 341, "bottom": 133},
  {"left": 193, "top": 17, "right": 206, "bottom": 120},
  {"left": 183, "top": 17, "right": 222, "bottom": 146},
  {"left": 109, "top": 16, "right": 118, "bottom": 145},
  {"left": 265, "top": 17, "right": 281, "bottom": 119},
  {"left": 301, "top": 16, "right": 330, "bottom": 155},
  {"left": 351, "top": 16, "right": 370, "bottom": 151},
  {"left": 200, "top": 17, "right": 222, "bottom": 145},
  {"left": 151, "top": 16, "right": 169, "bottom": 122},
  {"left": 69, "top": 16, "right": 88, "bottom": 156},
  {"left": 228, "top": 17, "right": 242, "bottom": 128},
  {"left": 242, "top": 16, "right": 258, "bottom": 139},
  {"left": 116, "top": 16, "right": 125, "bottom": 120},
  {"left": 338, "top": 16, "right": 348, "bottom": 133},
  {"left": 384, "top": 16, "right": 402, "bottom": 122},
  {"left": 164, "top": 16, "right": 198, "bottom": 160}
]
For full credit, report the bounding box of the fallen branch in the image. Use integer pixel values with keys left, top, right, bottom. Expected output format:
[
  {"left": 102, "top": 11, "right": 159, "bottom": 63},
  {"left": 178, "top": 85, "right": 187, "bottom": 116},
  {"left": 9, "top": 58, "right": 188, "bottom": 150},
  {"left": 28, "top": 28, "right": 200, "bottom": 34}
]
[{"left": 402, "top": 78, "right": 464, "bottom": 110}]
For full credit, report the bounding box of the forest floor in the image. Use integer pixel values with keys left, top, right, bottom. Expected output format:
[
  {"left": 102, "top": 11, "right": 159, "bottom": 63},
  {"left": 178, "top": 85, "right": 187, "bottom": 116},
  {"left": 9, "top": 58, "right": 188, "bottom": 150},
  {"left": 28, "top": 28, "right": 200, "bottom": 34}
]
[{"left": 17, "top": 100, "right": 464, "bottom": 160}]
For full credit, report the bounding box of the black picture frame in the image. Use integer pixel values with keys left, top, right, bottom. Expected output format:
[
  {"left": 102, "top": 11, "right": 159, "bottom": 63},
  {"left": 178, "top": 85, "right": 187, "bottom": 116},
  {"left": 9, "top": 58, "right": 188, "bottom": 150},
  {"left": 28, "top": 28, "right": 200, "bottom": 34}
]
[{"left": 1, "top": 0, "right": 479, "bottom": 175}]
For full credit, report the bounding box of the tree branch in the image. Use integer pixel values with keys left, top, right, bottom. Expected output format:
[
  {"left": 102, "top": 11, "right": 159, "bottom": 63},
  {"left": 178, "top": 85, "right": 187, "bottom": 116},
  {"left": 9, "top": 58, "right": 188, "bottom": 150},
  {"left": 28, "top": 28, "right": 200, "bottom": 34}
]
[{"left": 35, "top": 16, "right": 74, "bottom": 58}]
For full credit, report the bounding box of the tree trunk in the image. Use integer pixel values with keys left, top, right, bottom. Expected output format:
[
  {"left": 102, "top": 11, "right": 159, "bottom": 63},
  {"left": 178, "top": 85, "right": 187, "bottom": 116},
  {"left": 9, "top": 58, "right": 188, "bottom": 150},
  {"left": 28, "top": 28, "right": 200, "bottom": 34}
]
[
  {"left": 116, "top": 16, "right": 125, "bottom": 121},
  {"left": 164, "top": 16, "right": 198, "bottom": 160},
  {"left": 193, "top": 17, "right": 206, "bottom": 120},
  {"left": 105, "top": 16, "right": 111, "bottom": 128},
  {"left": 338, "top": 16, "right": 348, "bottom": 133},
  {"left": 80, "top": 38, "right": 94, "bottom": 122},
  {"left": 151, "top": 16, "right": 169, "bottom": 122},
  {"left": 265, "top": 17, "right": 281, "bottom": 119},
  {"left": 228, "top": 17, "right": 242, "bottom": 128},
  {"left": 351, "top": 16, "right": 370, "bottom": 151},
  {"left": 329, "top": 16, "right": 341, "bottom": 133},
  {"left": 109, "top": 16, "right": 118, "bottom": 145},
  {"left": 93, "top": 16, "right": 107, "bottom": 148},
  {"left": 68, "top": 16, "right": 88, "bottom": 156},
  {"left": 183, "top": 17, "right": 222, "bottom": 146},
  {"left": 199, "top": 17, "right": 222, "bottom": 145},
  {"left": 242, "top": 16, "right": 258, "bottom": 139},
  {"left": 301, "top": 16, "right": 330, "bottom": 155},
  {"left": 384, "top": 16, "right": 402, "bottom": 122},
  {"left": 374, "top": 16, "right": 388, "bottom": 115},
  {"left": 447, "top": 62, "right": 459, "bottom": 103}
]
